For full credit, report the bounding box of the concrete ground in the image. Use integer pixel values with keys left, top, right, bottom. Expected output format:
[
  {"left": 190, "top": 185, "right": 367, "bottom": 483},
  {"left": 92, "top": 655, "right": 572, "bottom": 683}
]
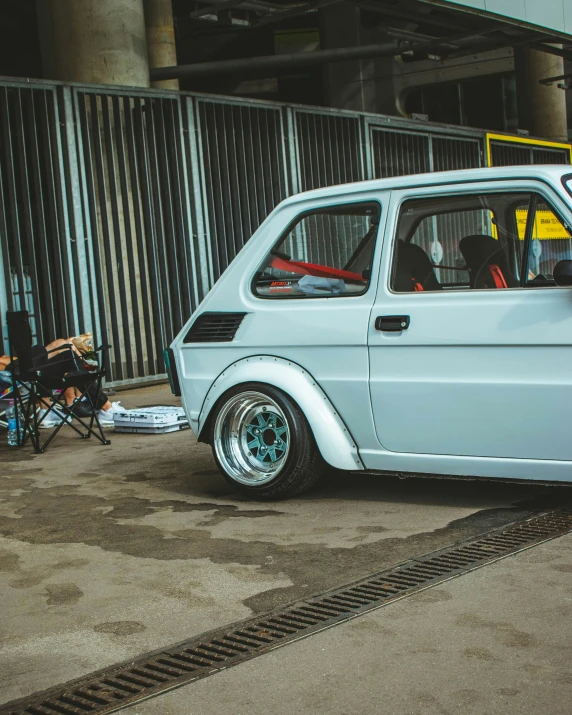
[
  {"left": 0, "top": 384, "right": 570, "bottom": 709},
  {"left": 124, "top": 533, "right": 572, "bottom": 715}
]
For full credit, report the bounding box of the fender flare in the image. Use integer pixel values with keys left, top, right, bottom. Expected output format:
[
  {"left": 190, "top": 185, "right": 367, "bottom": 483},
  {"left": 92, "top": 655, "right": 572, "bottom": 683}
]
[{"left": 198, "top": 355, "right": 364, "bottom": 471}]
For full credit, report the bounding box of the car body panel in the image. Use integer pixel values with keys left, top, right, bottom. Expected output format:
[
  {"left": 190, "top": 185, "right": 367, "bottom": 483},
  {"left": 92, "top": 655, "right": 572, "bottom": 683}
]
[
  {"left": 198, "top": 356, "right": 363, "bottom": 470},
  {"left": 172, "top": 166, "right": 572, "bottom": 484}
]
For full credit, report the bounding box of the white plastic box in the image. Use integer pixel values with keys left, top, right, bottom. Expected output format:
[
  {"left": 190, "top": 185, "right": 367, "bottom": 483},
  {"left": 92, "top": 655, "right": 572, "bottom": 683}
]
[{"left": 113, "top": 406, "right": 189, "bottom": 434}]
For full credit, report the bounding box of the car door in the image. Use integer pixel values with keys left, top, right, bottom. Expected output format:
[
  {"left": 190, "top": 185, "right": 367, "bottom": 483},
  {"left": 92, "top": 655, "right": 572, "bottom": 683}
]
[{"left": 368, "top": 179, "right": 572, "bottom": 463}]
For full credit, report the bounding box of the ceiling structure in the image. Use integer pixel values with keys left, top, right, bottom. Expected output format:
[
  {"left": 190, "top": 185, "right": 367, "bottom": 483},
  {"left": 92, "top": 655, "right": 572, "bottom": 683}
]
[{"left": 166, "top": 0, "right": 572, "bottom": 81}]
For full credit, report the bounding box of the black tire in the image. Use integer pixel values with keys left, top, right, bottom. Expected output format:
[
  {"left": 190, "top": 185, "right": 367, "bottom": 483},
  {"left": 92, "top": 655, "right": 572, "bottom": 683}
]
[{"left": 211, "top": 382, "right": 325, "bottom": 500}]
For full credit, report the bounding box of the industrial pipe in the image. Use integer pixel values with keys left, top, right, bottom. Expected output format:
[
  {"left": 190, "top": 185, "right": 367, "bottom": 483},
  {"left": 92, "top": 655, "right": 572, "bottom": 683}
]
[{"left": 150, "top": 38, "right": 411, "bottom": 81}]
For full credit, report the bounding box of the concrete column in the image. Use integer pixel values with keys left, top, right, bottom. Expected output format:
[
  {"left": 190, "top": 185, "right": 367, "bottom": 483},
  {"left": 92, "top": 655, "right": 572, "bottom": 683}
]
[
  {"left": 144, "top": 0, "right": 179, "bottom": 90},
  {"left": 37, "top": 0, "right": 149, "bottom": 87},
  {"left": 516, "top": 46, "right": 568, "bottom": 141},
  {"left": 319, "top": 5, "right": 375, "bottom": 113},
  {"left": 319, "top": 5, "right": 399, "bottom": 116}
]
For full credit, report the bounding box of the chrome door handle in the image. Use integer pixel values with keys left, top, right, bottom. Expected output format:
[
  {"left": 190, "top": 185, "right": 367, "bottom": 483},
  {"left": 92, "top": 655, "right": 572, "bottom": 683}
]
[{"left": 375, "top": 315, "right": 410, "bottom": 332}]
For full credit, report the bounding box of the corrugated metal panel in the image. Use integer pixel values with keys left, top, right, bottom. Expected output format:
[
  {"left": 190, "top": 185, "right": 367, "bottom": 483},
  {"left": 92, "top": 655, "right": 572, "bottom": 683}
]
[
  {"left": 371, "top": 128, "right": 430, "bottom": 178},
  {"left": 197, "top": 99, "right": 289, "bottom": 280},
  {"left": 490, "top": 140, "right": 570, "bottom": 167},
  {"left": 433, "top": 136, "right": 482, "bottom": 171},
  {"left": 294, "top": 110, "right": 364, "bottom": 190},
  {"left": 75, "top": 91, "right": 199, "bottom": 382},
  {"left": 0, "top": 84, "right": 81, "bottom": 354},
  {"left": 532, "top": 147, "right": 570, "bottom": 164}
]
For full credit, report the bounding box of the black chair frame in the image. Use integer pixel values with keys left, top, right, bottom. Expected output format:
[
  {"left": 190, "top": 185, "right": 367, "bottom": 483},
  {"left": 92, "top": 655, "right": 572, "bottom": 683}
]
[{"left": 6, "top": 311, "right": 111, "bottom": 453}]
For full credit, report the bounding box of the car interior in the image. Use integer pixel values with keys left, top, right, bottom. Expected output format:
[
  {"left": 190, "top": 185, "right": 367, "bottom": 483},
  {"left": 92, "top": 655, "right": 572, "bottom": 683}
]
[{"left": 391, "top": 192, "right": 531, "bottom": 292}]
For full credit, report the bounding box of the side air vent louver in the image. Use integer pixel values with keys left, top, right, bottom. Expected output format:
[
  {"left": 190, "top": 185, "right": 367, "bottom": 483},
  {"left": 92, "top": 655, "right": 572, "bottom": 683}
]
[{"left": 184, "top": 312, "right": 246, "bottom": 343}]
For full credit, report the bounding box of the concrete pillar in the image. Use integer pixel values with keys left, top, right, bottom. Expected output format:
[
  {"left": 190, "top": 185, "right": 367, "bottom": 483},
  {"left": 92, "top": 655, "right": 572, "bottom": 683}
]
[
  {"left": 516, "top": 46, "right": 568, "bottom": 141},
  {"left": 319, "top": 5, "right": 399, "bottom": 116},
  {"left": 144, "top": 0, "right": 179, "bottom": 90},
  {"left": 37, "top": 0, "right": 149, "bottom": 87},
  {"left": 319, "top": 5, "right": 375, "bottom": 113}
]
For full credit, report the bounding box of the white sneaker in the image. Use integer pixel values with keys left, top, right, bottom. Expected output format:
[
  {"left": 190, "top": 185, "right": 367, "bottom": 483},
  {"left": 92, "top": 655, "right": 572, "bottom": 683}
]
[
  {"left": 37, "top": 407, "right": 68, "bottom": 429},
  {"left": 97, "top": 401, "right": 122, "bottom": 427}
]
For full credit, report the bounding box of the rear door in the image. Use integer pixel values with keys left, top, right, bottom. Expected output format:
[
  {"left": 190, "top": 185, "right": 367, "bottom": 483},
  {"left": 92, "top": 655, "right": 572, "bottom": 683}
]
[{"left": 368, "top": 179, "right": 572, "bottom": 462}]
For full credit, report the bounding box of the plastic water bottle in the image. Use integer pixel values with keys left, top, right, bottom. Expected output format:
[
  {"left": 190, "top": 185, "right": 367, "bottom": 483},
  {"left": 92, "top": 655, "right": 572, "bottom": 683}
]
[{"left": 6, "top": 402, "right": 23, "bottom": 446}]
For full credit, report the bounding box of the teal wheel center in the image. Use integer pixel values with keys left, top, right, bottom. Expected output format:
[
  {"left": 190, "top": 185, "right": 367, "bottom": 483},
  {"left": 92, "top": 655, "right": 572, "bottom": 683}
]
[{"left": 245, "top": 411, "right": 288, "bottom": 464}]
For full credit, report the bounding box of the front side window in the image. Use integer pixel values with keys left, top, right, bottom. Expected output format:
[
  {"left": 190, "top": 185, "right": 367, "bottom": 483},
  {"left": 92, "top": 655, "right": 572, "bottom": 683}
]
[
  {"left": 391, "top": 191, "right": 572, "bottom": 292},
  {"left": 252, "top": 202, "right": 380, "bottom": 299}
]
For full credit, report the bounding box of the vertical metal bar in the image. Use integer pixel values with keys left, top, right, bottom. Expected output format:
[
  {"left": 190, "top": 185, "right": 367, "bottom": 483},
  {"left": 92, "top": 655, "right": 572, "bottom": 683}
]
[
  {"left": 428, "top": 134, "right": 435, "bottom": 172},
  {"left": 195, "top": 100, "right": 218, "bottom": 285},
  {"left": 171, "top": 96, "right": 197, "bottom": 318},
  {"left": 133, "top": 97, "right": 165, "bottom": 376},
  {"left": 37, "top": 89, "right": 68, "bottom": 337},
  {"left": 286, "top": 108, "right": 301, "bottom": 195},
  {"left": 112, "top": 94, "right": 145, "bottom": 377},
  {"left": 239, "top": 105, "right": 257, "bottom": 240},
  {"left": 223, "top": 104, "right": 241, "bottom": 258},
  {"left": 101, "top": 95, "right": 134, "bottom": 379},
  {"left": 218, "top": 104, "right": 234, "bottom": 266},
  {"left": 89, "top": 94, "right": 123, "bottom": 380},
  {"left": 260, "top": 108, "right": 274, "bottom": 221},
  {"left": 122, "top": 94, "right": 156, "bottom": 371},
  {"left": 165, "top": 97, "right": 192, "bottom": 330},
  {"left": 363, "top": 118, "right": 373, "bottom": 180},
  {"left": 145, "top": 98, "right": 174, "bottom": 365},
  {"left": 52, "top": 86, "right": 80, "bottom": 336},
  {"left": 151, "top": 99, "right": 178, "bottom": 345},
  {"left": 60, "top": 86, "right": 93, "bottom": 336},
  {"left": 72, "top": 88, "right": 102, "bottom": 350},
  {"left": 14, "top": 89, "right": 42, "bottom": 339},
  {"left": 0, "top": 157, "right": 11, "bottom": 350},
  {"left": 27, "top": 90, "right": 57, "bottom": 342},
  {"left": 231, "top": 105, "right": 248, "bottom": 248},
  {"left": 0, "top": 87, "right": 26, "bottom": 311},
  {"left": 185, "top": 96, "right": 213, "bottom": 297},
  {"left": 205, "top": 103, "right": 227, "bottom": 274}
]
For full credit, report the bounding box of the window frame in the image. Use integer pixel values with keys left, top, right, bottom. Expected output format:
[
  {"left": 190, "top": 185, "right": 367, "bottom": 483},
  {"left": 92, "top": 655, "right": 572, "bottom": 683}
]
[
  {"left": 388, "top": 186, "right": 572, "bottom": 295},
  {"left": 250, "top": 199, "right": 383, "bottom": 301}
]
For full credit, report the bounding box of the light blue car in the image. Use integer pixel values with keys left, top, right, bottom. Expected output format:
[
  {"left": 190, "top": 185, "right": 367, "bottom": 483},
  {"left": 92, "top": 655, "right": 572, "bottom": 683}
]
[{"left": 169, "top": 166, "right": 572, "bottom": 499}]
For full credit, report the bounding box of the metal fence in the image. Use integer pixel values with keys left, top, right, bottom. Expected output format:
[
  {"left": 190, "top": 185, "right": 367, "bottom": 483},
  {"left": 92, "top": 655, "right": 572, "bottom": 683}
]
[{"left": 0, "top": 78, "right": 570, "bottom": 385}]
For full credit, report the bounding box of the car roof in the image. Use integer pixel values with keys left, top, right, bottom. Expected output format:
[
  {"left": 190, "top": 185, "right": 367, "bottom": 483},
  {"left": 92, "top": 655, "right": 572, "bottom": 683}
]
[{"left": 281, "top": 165, "right": 572, "bottom": 206}]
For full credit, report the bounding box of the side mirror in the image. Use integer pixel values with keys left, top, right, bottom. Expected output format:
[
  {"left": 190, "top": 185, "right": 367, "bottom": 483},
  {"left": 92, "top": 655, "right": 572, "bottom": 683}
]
[{"left": 553, "top": 260, "right": 572, "bottom": 287}]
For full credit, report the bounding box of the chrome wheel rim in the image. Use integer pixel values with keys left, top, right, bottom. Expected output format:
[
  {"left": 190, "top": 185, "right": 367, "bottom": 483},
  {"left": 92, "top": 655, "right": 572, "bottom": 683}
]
[{"left": 213, "top": 391, "right": 290, "bottom": 486}]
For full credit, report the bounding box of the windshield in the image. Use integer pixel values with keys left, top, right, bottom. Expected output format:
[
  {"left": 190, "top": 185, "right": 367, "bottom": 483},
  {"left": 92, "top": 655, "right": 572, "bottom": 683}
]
[{"left": 564, "top": 177, "right": 572, "bottom": 200}]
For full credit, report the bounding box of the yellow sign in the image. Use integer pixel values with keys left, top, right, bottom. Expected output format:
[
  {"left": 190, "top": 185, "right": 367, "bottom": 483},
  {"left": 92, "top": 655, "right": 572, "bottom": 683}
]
[{"left": 516, "top": 209, "right": 571, "bottom": 240}]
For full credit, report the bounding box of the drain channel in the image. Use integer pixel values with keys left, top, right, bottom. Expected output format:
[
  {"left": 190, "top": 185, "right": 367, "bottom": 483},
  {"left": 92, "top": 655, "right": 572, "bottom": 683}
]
[{"left": 3, "top": 508, "right": 572, "bottom": 715}]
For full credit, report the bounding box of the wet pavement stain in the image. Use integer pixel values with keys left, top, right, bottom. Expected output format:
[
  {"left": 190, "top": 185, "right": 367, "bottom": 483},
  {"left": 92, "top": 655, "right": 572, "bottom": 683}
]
[
  {"left": 93, "top": 621, "right": 147, "bottom": 635},
  {"left": 45, "top": 583, "right": 84, "bottom": 606},
  {"left": 0, "top": 469, "right": 554, "bottom": 614}
]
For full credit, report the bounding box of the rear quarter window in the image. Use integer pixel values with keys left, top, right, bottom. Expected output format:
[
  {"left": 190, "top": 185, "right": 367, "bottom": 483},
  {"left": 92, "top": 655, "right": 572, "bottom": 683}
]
[{"left": 252, "top": 202, "right": 381, "bottom": 299}]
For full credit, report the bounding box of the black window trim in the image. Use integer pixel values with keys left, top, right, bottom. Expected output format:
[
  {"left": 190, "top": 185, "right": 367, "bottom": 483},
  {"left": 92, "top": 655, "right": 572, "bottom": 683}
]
[{"left": 250, "top": 199, "right": 383, "bottom": 301}]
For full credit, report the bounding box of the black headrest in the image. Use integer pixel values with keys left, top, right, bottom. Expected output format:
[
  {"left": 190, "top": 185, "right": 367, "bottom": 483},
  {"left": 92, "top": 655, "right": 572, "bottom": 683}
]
[
  {"left": 459, "top": 234, "right": 518, "bottom": 289},
  {"left": 394, "top": 241, "right": 442, "bottom": 292}
]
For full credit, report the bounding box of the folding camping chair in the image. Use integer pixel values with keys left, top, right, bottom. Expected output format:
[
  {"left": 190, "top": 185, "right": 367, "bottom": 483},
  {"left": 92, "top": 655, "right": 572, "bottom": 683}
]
[{"left": 6, "top": 310, "right": 111, "bottom": 453}]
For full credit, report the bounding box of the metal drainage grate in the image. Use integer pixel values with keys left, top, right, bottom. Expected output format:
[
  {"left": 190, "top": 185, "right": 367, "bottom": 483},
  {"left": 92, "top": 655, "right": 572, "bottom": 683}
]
[{"left": 3, "top": 509, "right": 572, "bottom": 715}]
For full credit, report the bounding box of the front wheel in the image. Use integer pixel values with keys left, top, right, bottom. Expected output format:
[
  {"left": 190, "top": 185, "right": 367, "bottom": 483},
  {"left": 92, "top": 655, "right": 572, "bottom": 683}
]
[{"left": 211, "top": 383, "right": 324, "bottom": 500}]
